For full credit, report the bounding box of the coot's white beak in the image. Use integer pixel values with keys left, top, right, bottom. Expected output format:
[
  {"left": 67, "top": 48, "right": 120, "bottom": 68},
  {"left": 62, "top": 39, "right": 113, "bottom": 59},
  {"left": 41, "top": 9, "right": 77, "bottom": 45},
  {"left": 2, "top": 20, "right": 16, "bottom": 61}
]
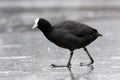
[
  {"left": 32, "top": 24, "right": 38, "bottom": 29},
  {"left": 32, "top": 18, "right": 39, "bottom": 29}
]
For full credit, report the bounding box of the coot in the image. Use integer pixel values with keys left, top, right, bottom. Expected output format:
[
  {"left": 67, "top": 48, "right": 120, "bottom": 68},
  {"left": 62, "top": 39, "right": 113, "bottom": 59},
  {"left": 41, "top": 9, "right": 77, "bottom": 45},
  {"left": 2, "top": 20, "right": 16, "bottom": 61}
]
[{"left": 32, "top": 18, "right": 102, "bottom": 67}]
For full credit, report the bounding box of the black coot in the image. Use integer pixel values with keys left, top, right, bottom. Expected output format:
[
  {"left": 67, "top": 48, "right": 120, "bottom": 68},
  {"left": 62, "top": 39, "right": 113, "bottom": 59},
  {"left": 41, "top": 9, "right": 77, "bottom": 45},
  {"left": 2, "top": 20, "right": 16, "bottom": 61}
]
[{"left": 32, "top": 18, "right": 102, "bottom": 67}]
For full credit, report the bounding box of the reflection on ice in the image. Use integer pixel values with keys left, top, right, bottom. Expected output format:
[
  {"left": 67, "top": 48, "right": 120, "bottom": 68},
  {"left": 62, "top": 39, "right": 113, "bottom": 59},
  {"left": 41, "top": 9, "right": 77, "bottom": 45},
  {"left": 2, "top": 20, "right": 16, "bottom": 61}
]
[
  {"left": 110, "top": 56, "right": 120, "bottom": 60},
  {"left": 68, "top": 66, "right": 93, "bottom": 80},
  {"left": 110, "top": 66, "right": 120, "bottom": 69},
  {"left": 0, "top": 44, "right": 22, "bottom": 48},
  {"left": 0, "top": 71, "right": 29, "bottom": 76},
  {"left": 0, "top": 56, "right": 32, "bottom": 60}
]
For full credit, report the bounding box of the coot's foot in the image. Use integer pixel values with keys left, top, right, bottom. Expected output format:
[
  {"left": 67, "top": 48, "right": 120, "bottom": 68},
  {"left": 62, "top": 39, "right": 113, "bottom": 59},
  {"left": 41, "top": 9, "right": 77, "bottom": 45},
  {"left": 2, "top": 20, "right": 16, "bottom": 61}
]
[
  {"left": 80, "top": 62, "right": 93, "bottom": 66},
  {"left": 50, "top": 64, "right": 71, "bottom": 68},
  {"left": 80, "top": 63, "right": 94, "bottom": 69}
]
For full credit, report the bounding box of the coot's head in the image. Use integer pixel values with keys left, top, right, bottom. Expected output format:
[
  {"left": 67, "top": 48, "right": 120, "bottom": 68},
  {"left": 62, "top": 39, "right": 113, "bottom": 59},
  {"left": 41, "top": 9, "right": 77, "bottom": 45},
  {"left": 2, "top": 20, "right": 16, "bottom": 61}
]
[{"left": 32, "top": 18, "right": 51, "bottom": 29}]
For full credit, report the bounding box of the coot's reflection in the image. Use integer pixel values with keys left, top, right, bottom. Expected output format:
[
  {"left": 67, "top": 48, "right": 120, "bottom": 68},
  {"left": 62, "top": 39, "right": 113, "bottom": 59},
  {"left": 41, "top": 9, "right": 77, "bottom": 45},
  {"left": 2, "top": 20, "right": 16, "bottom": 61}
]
[{"left": 67, "top": 66, "right": 94, "bottom": 80}]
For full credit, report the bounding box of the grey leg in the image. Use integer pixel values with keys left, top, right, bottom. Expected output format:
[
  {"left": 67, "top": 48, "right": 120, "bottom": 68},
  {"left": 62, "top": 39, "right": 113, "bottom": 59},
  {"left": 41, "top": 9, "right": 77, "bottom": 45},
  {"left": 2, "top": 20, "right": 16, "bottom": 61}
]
[
  {"left": 51, "top": 51, "right": 74, "bottom": 68},
  {"left": 67, "top": 51, "right": 73, "bottom": 67},
  {"left": 80, "top": 47, "right": 94, "bottom": 66}
]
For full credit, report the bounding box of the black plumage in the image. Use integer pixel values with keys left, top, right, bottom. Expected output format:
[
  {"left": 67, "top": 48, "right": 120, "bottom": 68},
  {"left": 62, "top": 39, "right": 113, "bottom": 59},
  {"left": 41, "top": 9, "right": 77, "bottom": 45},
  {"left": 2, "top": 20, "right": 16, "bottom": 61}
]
[{"left": 32, "top": 18, "right": 102, "bottom": 67}]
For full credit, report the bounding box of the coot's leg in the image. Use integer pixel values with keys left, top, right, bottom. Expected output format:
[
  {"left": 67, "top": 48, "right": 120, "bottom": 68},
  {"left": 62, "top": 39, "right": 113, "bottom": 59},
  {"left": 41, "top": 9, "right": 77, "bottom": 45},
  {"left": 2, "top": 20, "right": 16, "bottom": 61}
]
[
  {"left": 50, "top": 51, "right": 73, "bottom": 68},
  {"left": 80, "top": 47, "right": 94, "bottom": 66},
  {"left": 67, "top": 51, "right": 73, "bottom": 67}
]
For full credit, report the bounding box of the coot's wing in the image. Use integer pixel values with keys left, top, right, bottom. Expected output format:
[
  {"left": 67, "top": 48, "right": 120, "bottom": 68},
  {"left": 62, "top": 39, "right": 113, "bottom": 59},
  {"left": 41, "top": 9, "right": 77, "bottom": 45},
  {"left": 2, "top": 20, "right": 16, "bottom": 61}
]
[
  {"left": 60, "top": 33, "right": 97, "bottom": 49},
  {"left": 72, "top": 25, "right": 98, "bottom": 38},
  {"left": 54, "top": 21, "right": 98, "bottom": 38}
]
